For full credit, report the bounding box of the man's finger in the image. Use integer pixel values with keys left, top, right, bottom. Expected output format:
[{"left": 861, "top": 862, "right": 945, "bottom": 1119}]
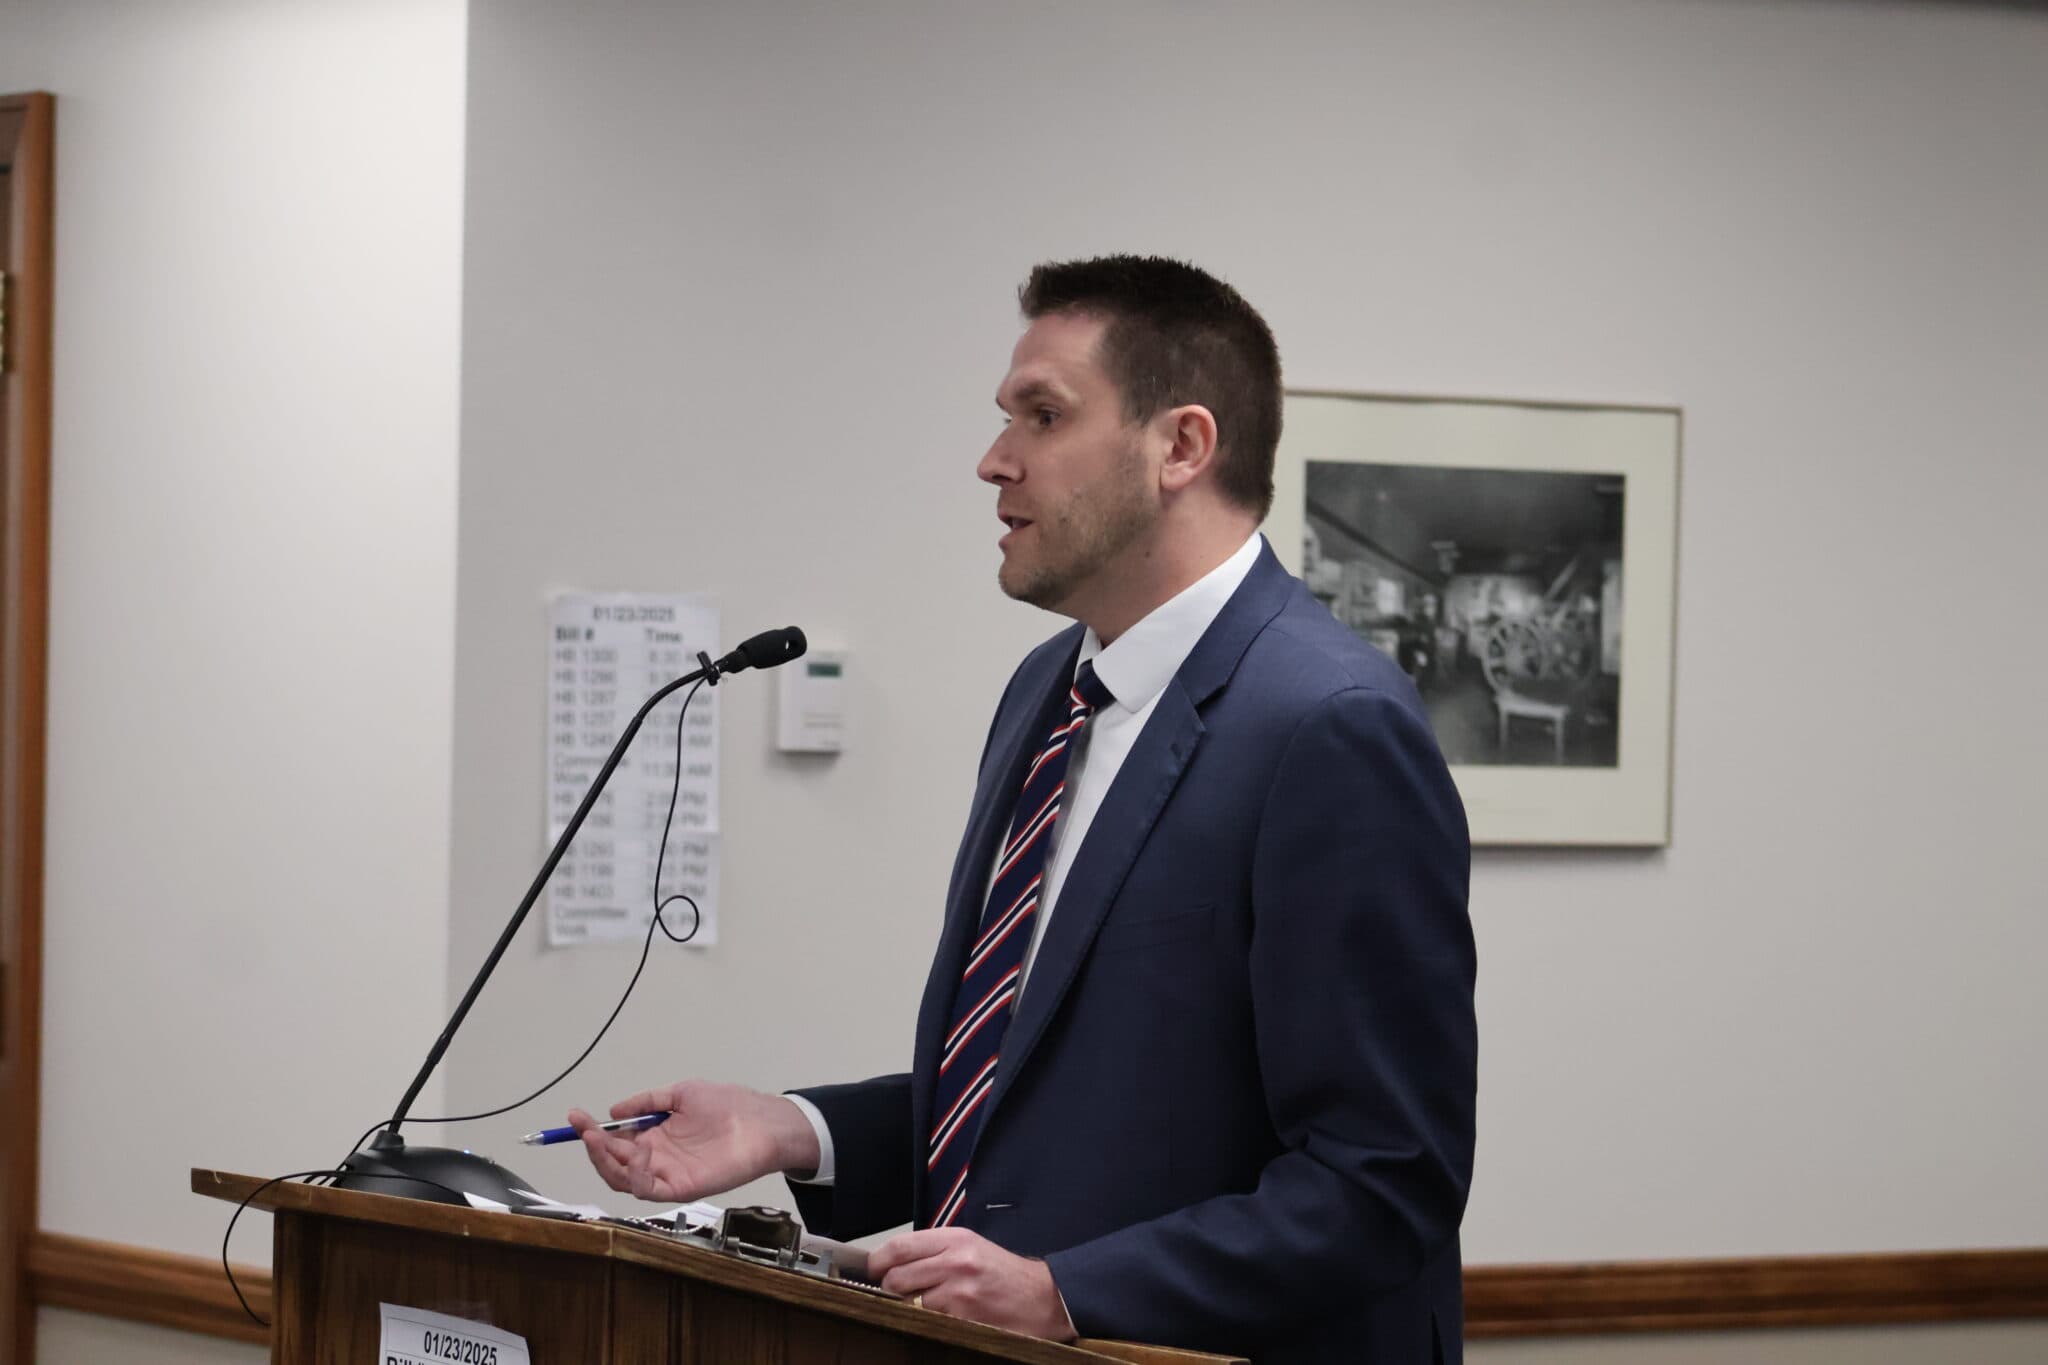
[
  {"left": 879, "top": 1253, "right": 954, "bottom": 1299},
  {"left": 579, "top": 1129, "right": 632, "bottom": 1191},
  {"left": 625, "top": 1138, "right": 658, "bottom": 1200},
  {"left": 577, "top": 1126, "right": 621, "bottom": 1170},
  {"left": 868, "top": 1229, "right": 953, "bottom": 1278},
  {"left": 610, "top": 1088, "right": 671, "bottom": 1121}
]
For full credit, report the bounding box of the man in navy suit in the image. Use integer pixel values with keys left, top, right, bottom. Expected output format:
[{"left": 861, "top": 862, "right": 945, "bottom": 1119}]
[{"left": 572, "top": 257, "right": 1475, "bottom": 1362}]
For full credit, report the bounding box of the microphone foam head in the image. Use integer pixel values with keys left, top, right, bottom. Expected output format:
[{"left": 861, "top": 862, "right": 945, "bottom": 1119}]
[
  {"left": 776, "top": 626, "right": 808, "bottom": 664},
  {"left": 733, "top": 630, "right": 802, "bottom": 671}
]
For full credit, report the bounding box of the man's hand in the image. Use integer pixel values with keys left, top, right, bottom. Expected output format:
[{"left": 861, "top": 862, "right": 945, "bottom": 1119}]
[
  {"left": 869, "top": 1228, "right": 1077, "bottom": 1340},
  {"left": 568, "top": 1080, "right": 820, "bottom": 1204}
]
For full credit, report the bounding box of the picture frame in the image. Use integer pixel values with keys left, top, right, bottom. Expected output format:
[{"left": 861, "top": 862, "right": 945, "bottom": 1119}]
[{"left": 1266, "top": 391, "right": 1681, "bottom": 846}]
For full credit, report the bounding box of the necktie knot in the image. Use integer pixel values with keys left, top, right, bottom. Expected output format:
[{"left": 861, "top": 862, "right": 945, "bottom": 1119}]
[{"left": 1073, "top": 659, "right": 1115, "bottom": 712}]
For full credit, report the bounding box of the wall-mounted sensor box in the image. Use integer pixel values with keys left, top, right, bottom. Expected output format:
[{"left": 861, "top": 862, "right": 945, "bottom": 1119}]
[{"left": 777, "top": 649, "right": 846, "bottom": 753}]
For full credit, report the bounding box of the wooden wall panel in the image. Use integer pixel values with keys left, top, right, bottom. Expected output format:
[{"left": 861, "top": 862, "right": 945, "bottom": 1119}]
[
  {"left": 26, "top": 1232, "right": 269, "bottom": 1346},
  {"left": 27, "top": 1231, "right": 2048, "bottom": 1347},
  {"left": 1463, "top": 1249, "right": 2048, "bottom": 1337}
]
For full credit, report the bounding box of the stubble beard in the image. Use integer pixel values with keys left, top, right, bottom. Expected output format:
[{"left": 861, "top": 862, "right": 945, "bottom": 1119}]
[{"left": 998, "top": 437, "right": 1157, "bottom": 613}]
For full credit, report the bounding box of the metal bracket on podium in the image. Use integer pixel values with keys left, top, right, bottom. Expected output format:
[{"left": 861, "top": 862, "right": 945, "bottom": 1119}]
[
  {"left": 623, "top": 1201, "right": 874, "bottom": 1287},
  {"left": 714, "top": 1205, "right": 804, "bottom": 1270}
]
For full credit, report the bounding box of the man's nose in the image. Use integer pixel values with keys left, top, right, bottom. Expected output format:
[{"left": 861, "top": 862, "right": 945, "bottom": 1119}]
[{"left": 977, "top": 435, "right": 1017, "bottom": 486}]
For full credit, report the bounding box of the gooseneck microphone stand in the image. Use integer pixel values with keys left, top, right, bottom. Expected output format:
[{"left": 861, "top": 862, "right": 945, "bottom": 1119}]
[{"left": 334, "top": 627, "right": 806, "bottom": 1205}]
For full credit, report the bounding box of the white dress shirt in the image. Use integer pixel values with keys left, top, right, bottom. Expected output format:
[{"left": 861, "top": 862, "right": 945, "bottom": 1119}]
[{"left": 792, "top": 533, "right": 1265, "bottom": 1183}]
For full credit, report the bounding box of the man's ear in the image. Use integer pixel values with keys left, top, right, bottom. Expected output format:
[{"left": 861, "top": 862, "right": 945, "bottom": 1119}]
[{"left": 1156, "top": 404, "right": 1221, "bottom": 494}]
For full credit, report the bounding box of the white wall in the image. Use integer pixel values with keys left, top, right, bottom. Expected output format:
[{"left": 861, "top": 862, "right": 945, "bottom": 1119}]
[
  {"left": 0, "top": 0, "right": 39, "bottom": 71},
  {"left": 447, "top": 0, "right": 2048, "bottom": 1268},
  {"left": 35, "top": 1309, "right": 264, "bottom": 1365},
  {"left": 5, "top": 1, "right": 2045, "bottom": 1362},
  {"left": 0, "top": 0, "right": 468, "bottom": 1276}
]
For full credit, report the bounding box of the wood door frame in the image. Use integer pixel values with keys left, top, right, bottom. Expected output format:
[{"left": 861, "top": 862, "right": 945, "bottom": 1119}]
[{"left": 0, "top": 89, "right": 55, "bottom": 1365}]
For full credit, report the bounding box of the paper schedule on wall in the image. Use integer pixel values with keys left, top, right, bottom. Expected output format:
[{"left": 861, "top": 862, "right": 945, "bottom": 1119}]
[{"left": 545, "top": 592, "right": 721, "bottom": 947}]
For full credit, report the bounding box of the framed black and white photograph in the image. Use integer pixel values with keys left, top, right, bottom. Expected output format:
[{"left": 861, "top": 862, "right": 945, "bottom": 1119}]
[{"left": 1267, "top": 392, "right": 1680, "bottom": 846}]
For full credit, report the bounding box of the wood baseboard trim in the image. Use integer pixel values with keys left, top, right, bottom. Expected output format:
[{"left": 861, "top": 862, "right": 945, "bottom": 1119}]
[
  {"left": 26, "top": 1231, "right": 269, "bottom": 1345},
  {"left": 25, "top": 1230, "right": 2048, "bottom": 1345},
  {"left": 1464, "top": 1248, "right": 2048, "bottom": 1336}
]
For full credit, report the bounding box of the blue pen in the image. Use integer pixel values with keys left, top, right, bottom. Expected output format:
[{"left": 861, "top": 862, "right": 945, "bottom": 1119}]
[{"left": 519, "top": 1111, "right": 671, "bottom": 1146}]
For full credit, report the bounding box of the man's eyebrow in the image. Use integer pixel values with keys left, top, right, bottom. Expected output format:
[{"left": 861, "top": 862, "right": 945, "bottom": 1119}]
[{"left": 997, "top": 379, "right": 1075, "bottom": 409}]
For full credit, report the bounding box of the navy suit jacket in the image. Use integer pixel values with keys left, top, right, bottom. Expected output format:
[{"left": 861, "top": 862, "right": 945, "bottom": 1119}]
[{"left": 792, "top": 544, "right": 1476, "bottom": 1363}]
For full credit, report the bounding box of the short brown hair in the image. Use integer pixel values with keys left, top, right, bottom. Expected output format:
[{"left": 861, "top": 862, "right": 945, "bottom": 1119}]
[{"left": 1019, "top": 255, "right": 1282, "bottom": 519}]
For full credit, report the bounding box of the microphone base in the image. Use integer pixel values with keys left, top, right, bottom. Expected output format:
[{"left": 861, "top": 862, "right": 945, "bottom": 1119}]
[{"left": 333, "top": 1132, "right": 534, "bottom": 1208}]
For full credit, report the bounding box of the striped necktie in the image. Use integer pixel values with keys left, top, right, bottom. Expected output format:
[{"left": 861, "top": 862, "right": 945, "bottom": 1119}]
[{"left": 924, "top": 660, "right": 1115, "bottom": 1229}]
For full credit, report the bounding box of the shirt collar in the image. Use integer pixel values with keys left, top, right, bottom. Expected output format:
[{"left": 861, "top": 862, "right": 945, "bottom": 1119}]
[{"left": 1077, "top": 533, "right": 1264, "bottom": 713}]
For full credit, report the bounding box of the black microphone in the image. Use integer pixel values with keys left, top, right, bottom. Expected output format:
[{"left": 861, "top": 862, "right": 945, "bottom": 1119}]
[
  {"left": 335, "top": 624, "right": 807, "bottom": 1206},
  {"left": 713, "top": 625, "right": 806, "bottom": 676}
]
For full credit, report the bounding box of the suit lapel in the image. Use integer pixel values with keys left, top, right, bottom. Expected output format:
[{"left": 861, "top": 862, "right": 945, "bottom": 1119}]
[{"left": 970, "top": 543, "right": 1299, "bottom": 1150}]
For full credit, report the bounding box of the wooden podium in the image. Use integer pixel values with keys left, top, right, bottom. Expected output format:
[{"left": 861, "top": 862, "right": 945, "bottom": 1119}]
[{"left": 194, "top": 1169, "right": 1241, "bottom": 1365}]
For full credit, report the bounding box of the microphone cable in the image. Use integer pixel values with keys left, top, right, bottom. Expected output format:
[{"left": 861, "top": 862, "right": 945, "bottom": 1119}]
[
  {"left": 218, "top": 1165, "right": 470, "bottom": 1328},
  {"left": 227, "top": 675, "right": 711, "bottom": 1326},
  {"left": 338, "top": 674, "right": 710, "bottom": 1154}
]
